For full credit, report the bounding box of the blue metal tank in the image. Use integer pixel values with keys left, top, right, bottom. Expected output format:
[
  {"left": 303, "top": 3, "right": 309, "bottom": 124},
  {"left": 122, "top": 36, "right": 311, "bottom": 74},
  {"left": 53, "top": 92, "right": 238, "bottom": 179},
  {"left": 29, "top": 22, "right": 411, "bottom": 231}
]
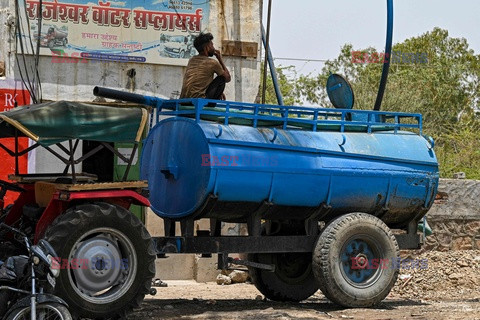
[{"left": 141, "top": 100, "right": 438, "bottom": 228}]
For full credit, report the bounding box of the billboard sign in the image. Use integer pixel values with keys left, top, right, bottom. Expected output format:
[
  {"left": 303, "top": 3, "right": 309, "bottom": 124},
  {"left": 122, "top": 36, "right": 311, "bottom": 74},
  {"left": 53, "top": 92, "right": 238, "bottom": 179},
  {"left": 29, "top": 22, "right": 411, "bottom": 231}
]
[{"left": 21, "top": 0, "right": 210, "bottom": 65}]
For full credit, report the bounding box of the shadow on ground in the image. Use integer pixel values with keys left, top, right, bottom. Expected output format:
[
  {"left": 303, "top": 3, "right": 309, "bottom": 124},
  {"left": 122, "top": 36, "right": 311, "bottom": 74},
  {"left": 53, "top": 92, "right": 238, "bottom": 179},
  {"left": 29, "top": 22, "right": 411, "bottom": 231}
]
[{"left": 129, "top": 297, "right": 430, "bottom": 319}]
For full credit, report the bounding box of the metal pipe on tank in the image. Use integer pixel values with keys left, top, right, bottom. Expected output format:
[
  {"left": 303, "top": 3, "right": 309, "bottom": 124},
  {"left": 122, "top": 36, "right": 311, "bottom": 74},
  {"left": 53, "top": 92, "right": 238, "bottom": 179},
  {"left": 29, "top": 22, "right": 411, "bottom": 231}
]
[
  {"left": 261, "top": 25, "right": 284, "bottom": 106},
  {"left": 261, "top": 0, "right": 272, "bottom": 104},
  {"left": 373, "top": 0, "right": 394, "bottom": 111}
]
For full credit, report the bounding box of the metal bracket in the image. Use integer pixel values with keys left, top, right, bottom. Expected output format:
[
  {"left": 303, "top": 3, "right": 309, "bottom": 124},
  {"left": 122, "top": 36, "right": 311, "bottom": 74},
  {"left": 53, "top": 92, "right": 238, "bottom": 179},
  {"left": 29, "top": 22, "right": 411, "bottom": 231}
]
[
  {"left": 180, "top": 219, "right": 195, "bottom": 237},
  {"left": 218, "top": 254, "right": 275, "bottom": 272},
  {"left": 226, "top": 257, "right": 275, "bottom": 272}
]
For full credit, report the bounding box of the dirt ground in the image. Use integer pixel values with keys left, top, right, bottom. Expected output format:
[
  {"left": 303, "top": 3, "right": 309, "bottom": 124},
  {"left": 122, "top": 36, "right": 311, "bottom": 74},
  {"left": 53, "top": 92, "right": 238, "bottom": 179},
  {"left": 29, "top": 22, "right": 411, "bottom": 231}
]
[{"left": 130, "top": 250, "right": 480, "bottom": 320}]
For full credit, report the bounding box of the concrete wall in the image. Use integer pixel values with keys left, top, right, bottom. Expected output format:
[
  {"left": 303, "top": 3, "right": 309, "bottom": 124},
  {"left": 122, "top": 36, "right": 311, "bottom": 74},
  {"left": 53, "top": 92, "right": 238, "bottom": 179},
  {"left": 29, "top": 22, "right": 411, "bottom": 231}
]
[
  {"left": 0, "top": 0, "right": 262, "bottom": 102},
  {"left": 424, "top": 179, "right": 480, "bottom": 251},
  {"left": 0, "top": 0, "right": 263, "bottom": 174}
]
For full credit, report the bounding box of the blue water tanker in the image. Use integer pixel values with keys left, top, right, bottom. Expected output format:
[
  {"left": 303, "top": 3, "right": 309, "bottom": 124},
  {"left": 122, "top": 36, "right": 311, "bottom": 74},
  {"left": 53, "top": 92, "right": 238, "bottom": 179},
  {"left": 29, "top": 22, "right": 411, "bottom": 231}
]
[
  {"left": 90, "top": 0, "right": 435, "bottom": 310},
  {"left": 93, "top": 86, "right": 439, "bottom": 309},
  {"left": 141, "top": 99, "right": 438, "bottom": 229}
]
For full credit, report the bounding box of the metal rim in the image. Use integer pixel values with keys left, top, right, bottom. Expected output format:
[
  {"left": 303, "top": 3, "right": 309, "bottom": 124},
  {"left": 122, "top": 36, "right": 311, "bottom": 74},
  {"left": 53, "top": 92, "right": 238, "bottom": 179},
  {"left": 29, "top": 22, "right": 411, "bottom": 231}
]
[
  {"left": 67, "top": 227, "right": 138, "bottom": 304},
  {"left": 339, "top": 234, "right": 384, "bottom": 288},
  {"left": 11, "top": 304, "right": 67, "bottom": 320}
]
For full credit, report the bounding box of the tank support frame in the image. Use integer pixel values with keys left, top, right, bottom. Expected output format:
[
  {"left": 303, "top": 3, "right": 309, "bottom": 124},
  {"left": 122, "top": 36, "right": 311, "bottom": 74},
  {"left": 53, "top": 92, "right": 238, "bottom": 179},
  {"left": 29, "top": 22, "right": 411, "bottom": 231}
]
[{"left": 153, "top": 215, "right": 423, "bottom": 258}]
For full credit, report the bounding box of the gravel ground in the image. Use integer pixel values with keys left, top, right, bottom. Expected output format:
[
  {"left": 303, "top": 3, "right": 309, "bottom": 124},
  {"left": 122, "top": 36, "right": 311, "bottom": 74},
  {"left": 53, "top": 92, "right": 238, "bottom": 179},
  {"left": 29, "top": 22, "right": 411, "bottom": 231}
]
[{"left": 129, "top": 250, "right": 480, "bottom": 320}]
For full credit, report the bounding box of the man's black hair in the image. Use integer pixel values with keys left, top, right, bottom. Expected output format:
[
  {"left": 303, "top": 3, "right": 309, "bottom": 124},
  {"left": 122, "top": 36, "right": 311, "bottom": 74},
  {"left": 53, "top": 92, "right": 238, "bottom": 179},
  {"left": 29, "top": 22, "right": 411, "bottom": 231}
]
[{"left": 194, "top": 32, "right": 213, "bottom": 53}]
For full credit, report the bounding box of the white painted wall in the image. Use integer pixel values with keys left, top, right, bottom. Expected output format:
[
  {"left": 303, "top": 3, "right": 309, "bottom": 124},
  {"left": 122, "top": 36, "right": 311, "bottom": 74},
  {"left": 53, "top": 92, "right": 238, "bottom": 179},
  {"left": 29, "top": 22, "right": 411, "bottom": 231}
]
[
  {"left": 0, "top": 0, "right": 262, "bottom": 102},
  {"left": 0, "top": 0, "right": 263, "bottom": 173}
]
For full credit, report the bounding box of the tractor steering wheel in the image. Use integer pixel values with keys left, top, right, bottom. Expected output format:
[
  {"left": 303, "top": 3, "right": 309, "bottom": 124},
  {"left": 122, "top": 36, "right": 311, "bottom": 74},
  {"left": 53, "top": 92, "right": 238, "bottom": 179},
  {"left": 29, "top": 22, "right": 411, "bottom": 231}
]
[{"left": 0, "top": 180, "right": 26, "bottom": 193}]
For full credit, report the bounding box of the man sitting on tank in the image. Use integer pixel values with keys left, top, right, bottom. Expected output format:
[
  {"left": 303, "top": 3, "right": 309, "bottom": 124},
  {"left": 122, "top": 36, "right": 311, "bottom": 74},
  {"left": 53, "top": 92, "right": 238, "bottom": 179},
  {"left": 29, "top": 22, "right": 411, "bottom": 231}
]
[{"left": 180, "top": 32, "right": 231, "bottom": 100}]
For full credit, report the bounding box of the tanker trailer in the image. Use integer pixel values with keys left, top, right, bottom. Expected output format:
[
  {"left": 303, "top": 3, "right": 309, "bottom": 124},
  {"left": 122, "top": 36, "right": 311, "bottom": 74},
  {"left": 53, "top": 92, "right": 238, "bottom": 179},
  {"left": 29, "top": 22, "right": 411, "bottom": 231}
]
[{"left": 94, "top": 86, "right": 439, "bottom": 308}]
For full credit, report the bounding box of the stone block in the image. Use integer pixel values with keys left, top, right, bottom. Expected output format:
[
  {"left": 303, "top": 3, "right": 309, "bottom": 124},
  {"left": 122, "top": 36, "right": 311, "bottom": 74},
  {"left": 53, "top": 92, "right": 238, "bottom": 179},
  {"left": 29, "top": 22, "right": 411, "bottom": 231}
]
[
  {"left": 428, "top": 179, "right": 480, "bottom": 220},
  {"left": 430, "top": 221, "right": 448, "bottom": 233},
  {"left": 228, "top": 270, "right": 249, "bottom": 283},
  {"left": 451, "top": 237, "right": 473, "bottom": 250},
  {"left": 436, "top": 232, "right": 452, "bottom": 248},
  {"left": 155, "top": 255, "right": 195, "bottom": 280},
  {"left": 196, "top": 219, "right": 211, "bottom": 233},
  {"left": 424, "top": 236, "right": 438, "bottom": 251},
  {"left": 444, "top": 221, "right": 463, "bottom": 235},
  {"left": 216, "top": 274, "right": 231, "bottom": 285},
  {"left": 145, "top": 208, "right": 173, "bottom": 236},
  {"left": 475, "top": 237, "right": 480, "bottom": 250},
  {"left": 436, "top": 245, "right": 450, "bottom": 252},
  {"left": 194, "top": 254, "right": 219, "bottom": 283},
  {"left": 464, "top": 221, "right": 480, "bottom": 235}
]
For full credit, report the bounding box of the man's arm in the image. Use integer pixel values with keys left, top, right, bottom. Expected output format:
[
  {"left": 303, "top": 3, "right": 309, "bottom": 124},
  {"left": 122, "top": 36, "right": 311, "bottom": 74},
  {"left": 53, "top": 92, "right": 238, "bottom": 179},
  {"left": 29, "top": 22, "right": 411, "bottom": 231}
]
[{"left": 214, "top": 49, "right": 231, "bottom": 83}]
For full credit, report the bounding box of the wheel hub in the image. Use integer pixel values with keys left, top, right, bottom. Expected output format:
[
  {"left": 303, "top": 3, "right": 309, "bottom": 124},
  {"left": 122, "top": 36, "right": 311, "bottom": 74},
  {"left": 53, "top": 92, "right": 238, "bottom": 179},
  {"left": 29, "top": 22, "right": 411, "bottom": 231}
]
[
  {"left": 275, "top": 253, "right": 312, "bottom": 284},
  {"left": 340, "top": 237, "right": 381, "bottom": 286},
  {"left": 355, "top": 254, "right": 368, "bottom": 268},
  {"left": 72, "top": 234, "right": 125, "bottom": 295}
]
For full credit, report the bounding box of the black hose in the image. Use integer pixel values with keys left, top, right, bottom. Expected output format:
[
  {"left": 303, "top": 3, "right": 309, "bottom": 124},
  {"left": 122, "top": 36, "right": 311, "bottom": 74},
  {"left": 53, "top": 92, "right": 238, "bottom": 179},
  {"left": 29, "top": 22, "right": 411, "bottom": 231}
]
[
  {"left": 373, "top": 0, "right": 394, "bottom": 111},
  {"left": 93, "top": 87, "right": 148, "bottom": 105}
]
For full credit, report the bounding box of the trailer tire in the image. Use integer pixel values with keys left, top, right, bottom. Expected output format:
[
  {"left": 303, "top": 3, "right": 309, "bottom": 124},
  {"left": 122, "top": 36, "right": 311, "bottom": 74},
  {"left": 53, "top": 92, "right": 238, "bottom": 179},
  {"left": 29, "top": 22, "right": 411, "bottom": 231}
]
[
  {"left": 45, "top": 202, "right": 156, "bottom": 319},
  {"left": 248, "top": 252, "right": 318, "bottom": 302},
  {"left": 313, "top": 213, "right": 399, "bottom": 307}
]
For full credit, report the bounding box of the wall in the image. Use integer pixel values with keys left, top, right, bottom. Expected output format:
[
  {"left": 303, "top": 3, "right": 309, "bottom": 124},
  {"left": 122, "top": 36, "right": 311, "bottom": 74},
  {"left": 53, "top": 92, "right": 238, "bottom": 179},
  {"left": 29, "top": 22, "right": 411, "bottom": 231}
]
[
  {"left": 424, "top": 179, "right": 480, "bottom": 251},
  {"left": 0, "top": 0, "right": 262, "bottom": 102},
  {"left": 0, "top": 0, "right": 263, "bottom": 174}
]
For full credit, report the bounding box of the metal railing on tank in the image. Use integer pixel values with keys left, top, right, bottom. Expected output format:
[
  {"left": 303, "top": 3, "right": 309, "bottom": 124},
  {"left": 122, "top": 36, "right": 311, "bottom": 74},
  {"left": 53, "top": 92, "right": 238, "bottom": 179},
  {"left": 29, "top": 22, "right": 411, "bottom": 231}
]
[{"left": 155, "top": 98, "right": 423, "bottom": 135}]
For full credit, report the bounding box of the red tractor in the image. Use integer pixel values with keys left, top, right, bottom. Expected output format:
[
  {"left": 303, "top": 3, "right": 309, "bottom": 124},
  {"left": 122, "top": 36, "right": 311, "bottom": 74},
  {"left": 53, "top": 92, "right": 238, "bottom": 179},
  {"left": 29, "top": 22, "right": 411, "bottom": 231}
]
[{"left": 0, "top": 101, "right": 155, "bottom": 319}]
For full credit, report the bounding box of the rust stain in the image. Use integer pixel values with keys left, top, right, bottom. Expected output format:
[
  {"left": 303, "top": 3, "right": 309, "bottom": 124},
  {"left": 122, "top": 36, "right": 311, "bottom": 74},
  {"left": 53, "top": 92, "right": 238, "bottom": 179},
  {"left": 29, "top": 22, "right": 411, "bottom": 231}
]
[
  {"left": 219, "top": 0, "right": 227, "bottom": 41},
  {"left": 222, "top": 40, "right": 258, "bottom": 58},
  {"left": 434, "top": 191, "right": 448, "bottom": 204}
]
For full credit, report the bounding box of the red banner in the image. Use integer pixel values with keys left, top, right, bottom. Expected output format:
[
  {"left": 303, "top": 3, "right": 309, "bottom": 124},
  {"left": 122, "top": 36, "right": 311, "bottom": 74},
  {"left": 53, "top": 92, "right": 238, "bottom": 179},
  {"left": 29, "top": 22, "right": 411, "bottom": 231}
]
[{"left": 0, "top": 88, "right": 31, "bottom": 205}]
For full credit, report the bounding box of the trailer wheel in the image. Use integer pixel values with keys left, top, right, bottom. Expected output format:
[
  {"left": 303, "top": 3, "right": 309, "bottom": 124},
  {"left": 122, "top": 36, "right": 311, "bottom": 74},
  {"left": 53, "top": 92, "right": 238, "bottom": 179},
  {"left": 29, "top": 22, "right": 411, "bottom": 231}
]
[
  {"left": 248, "top": 252, "right": 318, "bottom": 302},
  {"left": 313, "top": 213, "right": 399, "bottom": 307},
  {"left": 45, "top": 202, "right": 155, "bottom": 319}
]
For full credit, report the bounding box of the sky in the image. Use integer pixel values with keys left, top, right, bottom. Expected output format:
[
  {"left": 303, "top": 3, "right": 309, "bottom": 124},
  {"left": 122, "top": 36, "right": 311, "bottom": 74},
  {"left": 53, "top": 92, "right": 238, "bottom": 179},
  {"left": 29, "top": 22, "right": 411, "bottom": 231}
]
[{"left": 261, "top": 0, "right": 480, "bottom": 76}]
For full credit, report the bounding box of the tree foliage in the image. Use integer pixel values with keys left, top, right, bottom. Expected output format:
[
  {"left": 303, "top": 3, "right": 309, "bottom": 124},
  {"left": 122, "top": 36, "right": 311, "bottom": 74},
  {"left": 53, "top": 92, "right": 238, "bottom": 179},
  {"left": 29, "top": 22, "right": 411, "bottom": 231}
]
[
  {"left": 259, "top": 65, "right": 303, "bottom": 106},
  {"left": 263, "top": 28, "right": 480, "bottom": 179}
]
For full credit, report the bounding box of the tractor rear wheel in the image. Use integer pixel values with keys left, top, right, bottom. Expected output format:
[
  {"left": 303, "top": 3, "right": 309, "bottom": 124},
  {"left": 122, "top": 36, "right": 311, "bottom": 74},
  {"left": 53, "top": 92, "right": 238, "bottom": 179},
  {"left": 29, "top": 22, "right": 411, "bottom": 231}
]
[{"left": 45, "top": 202, "right": 155, "bottom": 319}]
